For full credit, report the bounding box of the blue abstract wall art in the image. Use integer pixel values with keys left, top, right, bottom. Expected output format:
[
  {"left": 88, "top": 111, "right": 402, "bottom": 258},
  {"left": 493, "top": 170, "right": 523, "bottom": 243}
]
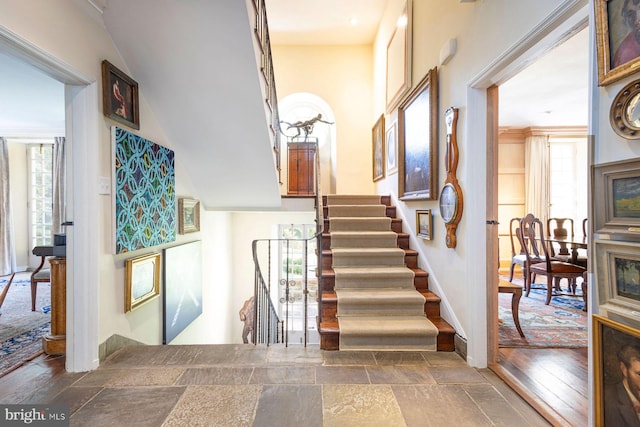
[{"left": 113, "top": 127, "right": 176, "bottom": 253}]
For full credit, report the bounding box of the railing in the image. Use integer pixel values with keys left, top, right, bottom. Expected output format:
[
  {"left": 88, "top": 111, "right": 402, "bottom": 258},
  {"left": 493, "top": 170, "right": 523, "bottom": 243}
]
[
  {"left": 250, "top": 0, "right": 281, "bottom": 181},
  {"left": 249, "top": 0, "right": 325, "bottom": 347},
  {"left": 251, "top": 136, "right": 324, "bottom": 346}
]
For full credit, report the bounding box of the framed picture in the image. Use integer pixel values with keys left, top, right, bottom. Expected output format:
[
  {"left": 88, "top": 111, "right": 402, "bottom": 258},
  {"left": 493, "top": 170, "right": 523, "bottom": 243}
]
[
  {"left": 595, "top": 239, "right": 640, "bottom": 319},
  {"left": 112, "top": 127, "right": 176, "bottom": 254},
  {"left": 372, "top": 114, "right": 385, "bottom": 182},
  {"left": 102, "top": 60, "right": 140, "bottom": 129},
  {"left": 593, "top": 314, "right": 640, "bottom": 425},
  {"left": 595, "top": 0, "right": 640, "bottom": 86},
  {"left": 594, "top": 158, "right": 640, "bottom": 236},
  {"left": 416, "top": 209, "right": 433, "bottom": 240},
  {"left": 386, "top": 120, "right": 398, "bottom": 175},
  {"left": 163, "top": 240, "right": 203, "bottom": 344},
  {"left": 398, "top": 67, "right": 438, "bottom": 201},
  {"left": 179, "top": 198, "right": 201, "bottom": 234},
  {"left": 386, "top": 0, "right": 412, "bottom": 111},
  {"left": 124, "top": 253, "right": 161, "bottom": 312}
]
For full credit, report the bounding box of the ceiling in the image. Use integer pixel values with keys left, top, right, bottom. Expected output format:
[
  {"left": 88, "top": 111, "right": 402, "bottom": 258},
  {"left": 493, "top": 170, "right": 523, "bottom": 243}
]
[{"left": 0, "top": 1, "right": 588, "bottom": 195}]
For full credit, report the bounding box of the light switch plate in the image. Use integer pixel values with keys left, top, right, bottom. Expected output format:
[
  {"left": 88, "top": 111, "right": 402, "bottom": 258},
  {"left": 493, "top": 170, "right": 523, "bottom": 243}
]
[{"left": 99, "top": 176, "right": 110, "bottom": 195}]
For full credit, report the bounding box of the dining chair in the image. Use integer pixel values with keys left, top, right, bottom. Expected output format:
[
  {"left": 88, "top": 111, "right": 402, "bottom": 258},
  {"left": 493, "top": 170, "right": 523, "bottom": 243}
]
[
  {"left": 522, "top": 216, "right": 586, "bottom": 305},
  {"left": 547, "top": 217, "right": 575, "bottom": 260},
  {"left": 508, "top": 217, "right": 526, "bottom": 281},
  {"left": 30, "top": 251, "right": 51, "bottom": 311},
  {"left": 517, "top": 213, "right": 544, "bottom": 295}
]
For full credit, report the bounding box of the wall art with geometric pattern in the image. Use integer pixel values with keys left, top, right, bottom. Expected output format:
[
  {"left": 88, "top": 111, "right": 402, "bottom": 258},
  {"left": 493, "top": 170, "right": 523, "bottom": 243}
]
[{"left": 112, "top": 126, "right": 176, "bottom": 254}]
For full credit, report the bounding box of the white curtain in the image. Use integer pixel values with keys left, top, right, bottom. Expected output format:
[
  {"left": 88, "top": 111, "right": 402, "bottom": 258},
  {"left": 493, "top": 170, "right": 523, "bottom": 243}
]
[
  {"left": 524, "top": 134, "right": 550, "bottom": 230},
  {"left": 0, "top": 137, "right": 16, "bottom": 275},
  {"left": 52, "top": 137, "right": 66, "bottom": 236}
]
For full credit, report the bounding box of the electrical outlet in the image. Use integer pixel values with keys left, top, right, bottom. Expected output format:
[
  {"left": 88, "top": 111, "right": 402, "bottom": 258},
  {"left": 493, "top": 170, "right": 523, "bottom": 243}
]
[{"left": 99, "top": 176, "right": 110, "bottom": 195}]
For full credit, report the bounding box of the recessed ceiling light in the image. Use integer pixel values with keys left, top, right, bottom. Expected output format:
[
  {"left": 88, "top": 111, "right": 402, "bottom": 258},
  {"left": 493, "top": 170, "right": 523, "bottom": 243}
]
[
  {"left": 397, "top": 15, "right": 408, "bottom": 27},
  {"left": 350, "top": 17, "right": 358, "bottom": 26}
]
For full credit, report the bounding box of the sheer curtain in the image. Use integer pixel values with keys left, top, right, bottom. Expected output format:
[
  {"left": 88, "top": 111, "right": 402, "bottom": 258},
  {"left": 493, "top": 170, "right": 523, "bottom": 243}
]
[
  {"left": 524, "top": 134, "right": 550, "bottom": 229},
  {"left": 0, "top": 137, "right": 16, "bottom": 275},
  {"left": 52, "top": 137, "right": 66, "bottom": 236}
]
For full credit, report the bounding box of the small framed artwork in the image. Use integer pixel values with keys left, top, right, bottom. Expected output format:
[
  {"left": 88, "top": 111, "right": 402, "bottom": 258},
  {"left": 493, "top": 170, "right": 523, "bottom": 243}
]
[
  {"left": 593, "top": 314, "right": 640, "bottom": 425},
  {"left": 594, "top": 158, "right": 640, "bottom": 236},
  {"left": 416, "top": 209, "right": 433, "bottom": 240},
  {"left": 386, "top": 0, "right": 412, "bottom": 111},
  {"left": 372, "top": 114, "right": 385, "bottom": 182},
  {"left": 102, "top": 60, "right": 140, "bottom": 129},
  {"left": 595, "top": 239, "right": 640, "bottom": 319},
  {"left": 595, "top": 0, "right": 640, "bottom": 86},
  {"left": 179, "top": 198, "right": 201, "bottom": 234},
  {"left": 398, "top": 67, "right": 438, "bottom": 201},
  {"left": 125, "top": 253, "right": 161, "bottom": 312},
  {"left": 386, "top": 121, "right": 398, "bottom": 175}
]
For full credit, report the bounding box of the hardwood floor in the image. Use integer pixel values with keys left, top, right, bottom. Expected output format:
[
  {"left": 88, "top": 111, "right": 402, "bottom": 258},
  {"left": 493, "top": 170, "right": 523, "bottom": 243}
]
[{"left": 498, "top": 347, "right": 588, "bottom": 427}]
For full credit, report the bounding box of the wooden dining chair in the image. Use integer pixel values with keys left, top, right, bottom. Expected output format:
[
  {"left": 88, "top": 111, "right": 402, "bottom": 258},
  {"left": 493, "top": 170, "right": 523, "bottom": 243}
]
[
  {"left": 522, "top": 216, "right": 586, "bottom": 305},
  {"left": 547, "top": 217, "right": 575, "bottom": 260},
  {"left": 508, "top": 217, "right": 526, "bottom": 281},
  {"left": 517, "top": 213, "right": 544, "bottom": 295}
]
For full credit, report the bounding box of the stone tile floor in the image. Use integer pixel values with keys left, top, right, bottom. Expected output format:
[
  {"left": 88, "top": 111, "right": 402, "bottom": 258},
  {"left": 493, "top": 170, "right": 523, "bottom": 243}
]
[{"left": 7, "top": 344, "right": 551, "bottom": 426}]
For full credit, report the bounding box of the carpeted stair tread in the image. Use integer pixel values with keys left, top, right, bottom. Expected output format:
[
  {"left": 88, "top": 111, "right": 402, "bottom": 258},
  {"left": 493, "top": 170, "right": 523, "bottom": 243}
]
[
  {"left": 328, "top": 205, "right": 387, "bottom": 218},
  {"left": 339, "top": 316, "right": 438, "bottom": 351},
  {"left": 326, "top": 195, "right": 381, "bottom": 205},
  {"left": 336, "top": 289, "right": 426, "bottom": 316},
  {"left": 330, "top": 231, "right": 398, "bottom": 248},
  {"left": 329, "top": 217, "right": 392, "bottom": 231},
  {"left": 331, "top": 248, "right": 406, "bottom": 267},
  {"left": 333, "top": 267, "right": 415, "bottom": 289}
]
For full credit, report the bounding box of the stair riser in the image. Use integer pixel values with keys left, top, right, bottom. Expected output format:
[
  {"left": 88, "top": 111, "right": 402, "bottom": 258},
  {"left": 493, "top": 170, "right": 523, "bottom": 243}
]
[
  {"left": 323, "top": 206, "right": 396, "bottom": 218},
  {"left": 323, "top": 234, "right": 409, "bottom": 250},
  {"left": 323, "top": 298, "right": 439, "bottom": 319},
  {"left": 320, "top": 275, "right": 427, "bottom": 292},
  {"left": 322, "top": 252, "right": 416, "bottom": 269},
  {"left": 323, "top": 195, "right": 391, "bottom": 206},
  {"left": 324, "top": 219, "right": 402, "bottom": 233}
]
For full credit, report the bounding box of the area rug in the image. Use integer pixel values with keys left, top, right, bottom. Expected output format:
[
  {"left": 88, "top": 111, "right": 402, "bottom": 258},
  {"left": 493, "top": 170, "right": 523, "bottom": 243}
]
[
  {"left": 0, "top": 274, "right": 51, "bottom": 377},
  {"left": 499, "top": 283, "right": 587, "bottom": 348}
]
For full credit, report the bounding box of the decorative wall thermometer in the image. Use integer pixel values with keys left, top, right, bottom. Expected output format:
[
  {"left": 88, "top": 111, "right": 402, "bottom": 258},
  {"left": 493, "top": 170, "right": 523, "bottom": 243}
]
[{"left": 439, "top": 107, "right": 463, "bottom": 248}]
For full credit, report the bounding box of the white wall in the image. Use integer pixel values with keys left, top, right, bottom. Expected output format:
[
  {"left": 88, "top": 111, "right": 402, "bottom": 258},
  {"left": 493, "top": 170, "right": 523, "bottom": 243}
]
[
  {"left": 272, "top": 44, "right": 374, "bottom": 195},
  {"left": 371, "top": 0, "right": 588, "bottom": 366}
]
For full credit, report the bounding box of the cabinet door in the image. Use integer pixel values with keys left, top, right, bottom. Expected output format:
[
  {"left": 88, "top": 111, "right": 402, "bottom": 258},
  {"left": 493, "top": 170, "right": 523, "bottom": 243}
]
[{"left": 288, "top": 143, "right": 316, "bottom": 195}]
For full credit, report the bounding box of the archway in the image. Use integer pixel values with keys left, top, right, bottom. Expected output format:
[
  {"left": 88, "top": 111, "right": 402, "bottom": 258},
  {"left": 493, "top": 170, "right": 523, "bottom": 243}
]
[{"left": 278, "top": 93, "right": 337, "bottom": 195}]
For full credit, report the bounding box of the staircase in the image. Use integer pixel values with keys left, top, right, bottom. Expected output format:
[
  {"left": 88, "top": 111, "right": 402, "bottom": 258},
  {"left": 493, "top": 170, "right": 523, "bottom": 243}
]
[{"left": 317, "top": 195, "right": 455, "bottom": 351}]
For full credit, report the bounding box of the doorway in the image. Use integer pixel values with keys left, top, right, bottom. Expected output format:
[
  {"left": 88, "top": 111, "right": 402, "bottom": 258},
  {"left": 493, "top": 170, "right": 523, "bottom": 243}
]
[
  {"left": 0, "top": 28, "right": 100, "bottom": 372},
  {"left": 480, "top": 6, "right": 591, "bottom": 426}
]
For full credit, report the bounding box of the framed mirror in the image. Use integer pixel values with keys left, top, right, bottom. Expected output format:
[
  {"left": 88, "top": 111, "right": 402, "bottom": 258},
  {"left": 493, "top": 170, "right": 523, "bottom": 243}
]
[{"left": 610, "top": 79, "right": 640, "bottom": 139}]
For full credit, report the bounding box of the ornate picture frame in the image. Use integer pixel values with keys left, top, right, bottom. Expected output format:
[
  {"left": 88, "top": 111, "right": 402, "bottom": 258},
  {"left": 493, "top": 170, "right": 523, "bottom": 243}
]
[
  {"left": 179, "top": 198, "right": 201, "bottom": 234},
  {"left": 595, "top": 239, "right": 640, "bottom": 323},
  {"left": 125, "top": 252, "right": 161, "bottom": 312},
  {"left": 398, "top": 67, "right": 438, "bottom": 201},
  {"left": 372, "top": 114, "right": 385, "bottom": 182},
  {"left": 593, "top": 314, "right": 640, "bottom": 425},
  {"left": 385, "top": 0, "right": 412, "bottom": 111},
  {"left": 102, "top": 60, "right": 140, "bottom": 129},
  {"left": 610, "top": 78, "right": 640, "bottom": 139},
  {"left": 594, "top": 158, "right": 640, "bottom": 236},
  {"left": 595, "top": 0, "right": 640, "bottom": 86},
  {"left": 416, "top": 209, "right": 433, "bottom": 240}
]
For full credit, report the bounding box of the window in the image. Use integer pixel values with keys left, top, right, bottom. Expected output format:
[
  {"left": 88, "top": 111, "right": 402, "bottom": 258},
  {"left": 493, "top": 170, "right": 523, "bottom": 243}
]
[
  {"left": 28, "top": 144, "right": 53, "bottom": 247},
  {"left": 549, "top": 137, "right": 588, "bottom": 230},
  {"left": 278, "top": 223, "right": 318, "bottom": 344}
]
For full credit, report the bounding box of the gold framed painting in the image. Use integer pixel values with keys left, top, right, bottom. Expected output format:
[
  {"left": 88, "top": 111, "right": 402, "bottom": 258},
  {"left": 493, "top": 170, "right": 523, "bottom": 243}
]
[
  {"left": 372, "top": 114, "right": 385, "bottom": 182},
  {"left": 595, "top": 0, "right": 640, "bottom": 85},
  {"left": 416, "top": 209, "right": 433, "bottom": 240},
  {"left": 102, "top": 60, "right": 140, "bottom": 129},
  {"left": 125, "top": 253, "right": 161, "bottom": 312},
  {"left": 593, "top": 314, "right": 640, "bottom": 425}
]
